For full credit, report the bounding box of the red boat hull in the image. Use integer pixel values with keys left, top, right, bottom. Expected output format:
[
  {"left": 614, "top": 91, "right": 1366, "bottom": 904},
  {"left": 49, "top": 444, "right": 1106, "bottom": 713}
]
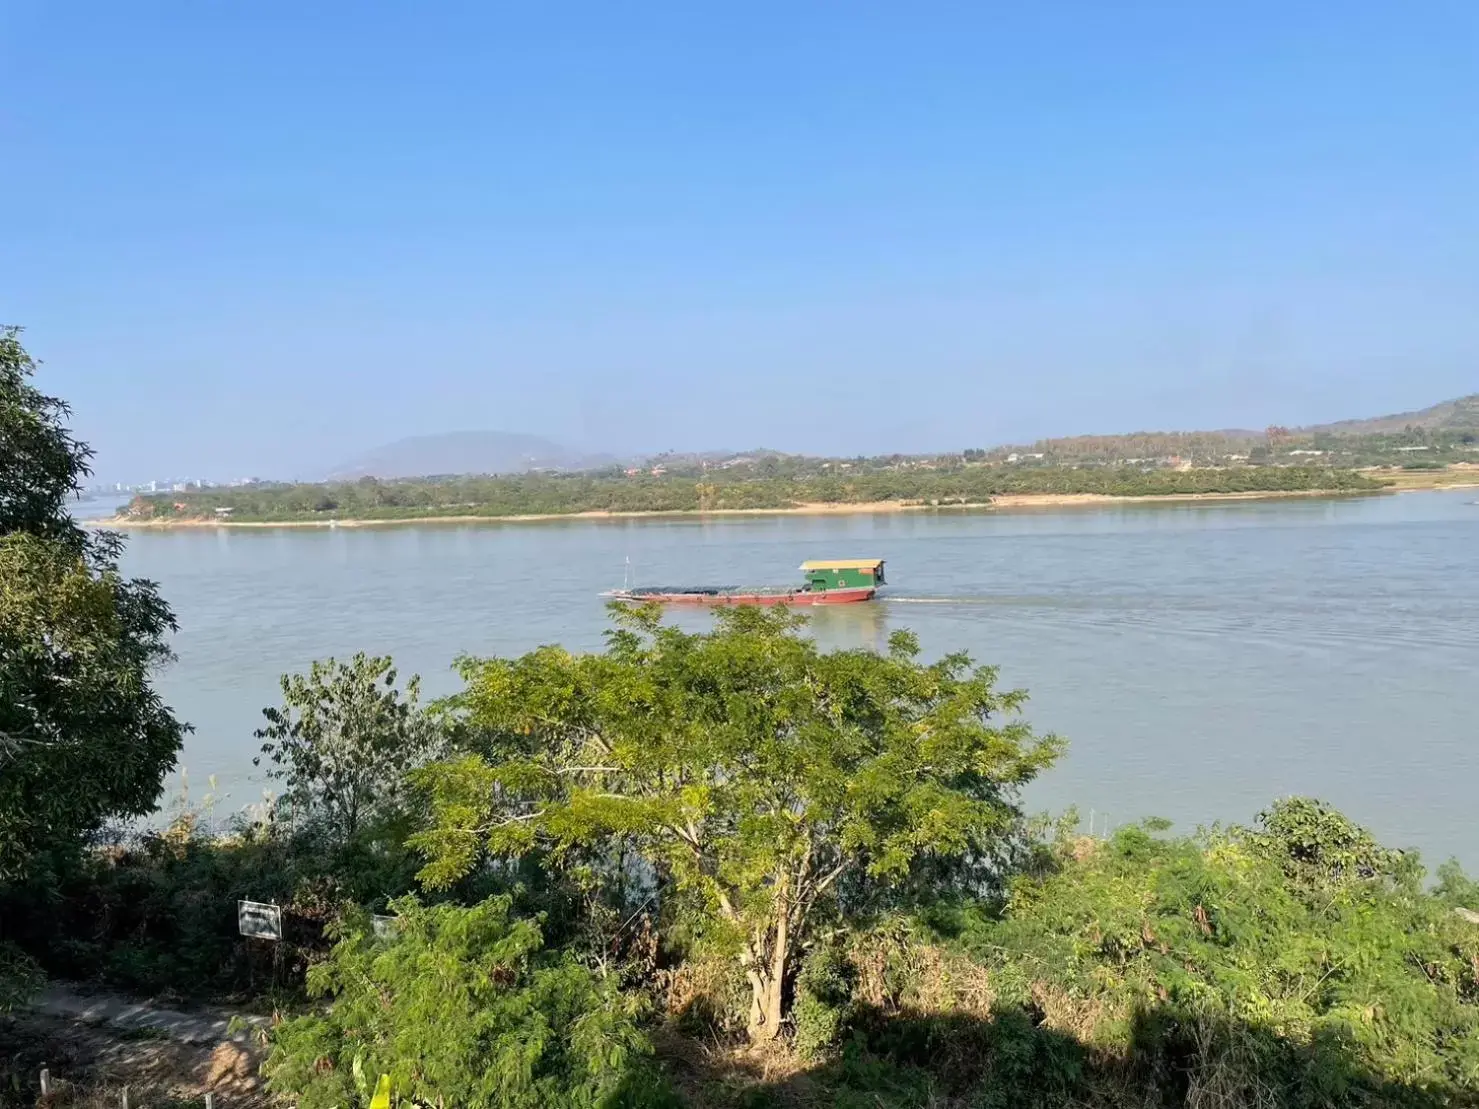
[{"left": 610, "top": 587, "right": 876, "bottom": 606}]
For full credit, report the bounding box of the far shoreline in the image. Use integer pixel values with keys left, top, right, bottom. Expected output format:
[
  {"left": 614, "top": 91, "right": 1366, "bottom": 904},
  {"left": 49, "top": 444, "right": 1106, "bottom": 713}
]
[{"left": 86, "top": 482, "right": 1477, "bottom": 532}]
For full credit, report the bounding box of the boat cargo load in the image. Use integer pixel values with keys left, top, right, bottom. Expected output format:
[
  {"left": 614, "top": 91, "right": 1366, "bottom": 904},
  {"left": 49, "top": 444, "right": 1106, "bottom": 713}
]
[{"left": 605, "top": 558, "right": 885, "bottom": 606}]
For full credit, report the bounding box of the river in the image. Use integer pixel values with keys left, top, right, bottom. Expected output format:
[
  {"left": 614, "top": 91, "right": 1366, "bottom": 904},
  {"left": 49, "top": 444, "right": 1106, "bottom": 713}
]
[{"left": 105, "top": 489, "right": 1479, "bottom": 869}]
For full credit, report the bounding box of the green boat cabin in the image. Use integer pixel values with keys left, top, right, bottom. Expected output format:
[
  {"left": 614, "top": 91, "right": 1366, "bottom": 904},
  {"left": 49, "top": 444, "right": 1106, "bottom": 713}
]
[{"left": 800, "top": 558, "right": 886, "bottom": 591}]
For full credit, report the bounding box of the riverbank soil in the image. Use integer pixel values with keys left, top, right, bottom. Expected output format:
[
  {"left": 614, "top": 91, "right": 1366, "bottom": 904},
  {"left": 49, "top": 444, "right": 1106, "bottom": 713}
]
[{"left": 0, "top": 1012, "right": 271, "bottom": 1108}]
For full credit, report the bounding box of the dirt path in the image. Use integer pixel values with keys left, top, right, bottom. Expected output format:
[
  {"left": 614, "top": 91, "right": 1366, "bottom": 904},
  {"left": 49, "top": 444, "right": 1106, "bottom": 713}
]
[
  {"left": 2, "top": 986, "right": 275, "bottom": 1107},
  {"left": 32, "top": 986, "right": 271, "bottom": 1046}
]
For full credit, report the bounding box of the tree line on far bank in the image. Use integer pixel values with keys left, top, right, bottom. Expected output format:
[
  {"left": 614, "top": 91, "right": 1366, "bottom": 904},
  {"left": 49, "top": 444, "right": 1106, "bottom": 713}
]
[
  {"left": 4, "top": 327, "right": 1478, "bottom": 1109},
  {"left": 127, "top": 462, "right": 1383, "bottom": 523}
]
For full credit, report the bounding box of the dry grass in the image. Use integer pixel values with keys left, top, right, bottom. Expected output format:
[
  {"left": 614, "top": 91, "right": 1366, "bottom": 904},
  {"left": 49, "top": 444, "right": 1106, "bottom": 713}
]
[
  {"left": 1364, "top": 463, "right": 1479, "bottom": 490},
  {"left": 658, "top": 955, "right": 751, "bottom": 1038},
  {"left": 652, "top": 1025, "right": 815, "bottom": 1107},
  {"left": 849, "top": 931, "right": 996, "bottom": 1018},
  {"left": 1183, "top": 1018, "right": 1284, "bottom": 1109}
]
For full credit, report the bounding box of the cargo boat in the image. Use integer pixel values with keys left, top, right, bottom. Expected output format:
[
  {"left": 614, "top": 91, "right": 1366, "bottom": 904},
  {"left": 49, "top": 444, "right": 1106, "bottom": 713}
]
[{"left": 605, "top": 559, "right": 885, "bottom": 606}]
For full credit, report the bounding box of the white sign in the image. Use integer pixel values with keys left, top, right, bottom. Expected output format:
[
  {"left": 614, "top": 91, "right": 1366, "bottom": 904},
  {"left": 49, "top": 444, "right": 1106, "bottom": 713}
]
[{"left": 238, "top": 900, "right": 283, "bottom": 940}]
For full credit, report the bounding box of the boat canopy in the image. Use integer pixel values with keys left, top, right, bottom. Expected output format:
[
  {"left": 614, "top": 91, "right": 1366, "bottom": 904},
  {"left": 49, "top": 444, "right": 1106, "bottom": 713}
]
[{"left": 799, "top": 559, "right": 885, "bottom": 571}]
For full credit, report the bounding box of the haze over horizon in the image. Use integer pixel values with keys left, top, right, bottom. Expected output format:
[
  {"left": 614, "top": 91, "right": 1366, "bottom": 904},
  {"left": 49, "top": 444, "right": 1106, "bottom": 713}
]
[{"left": 3, "top": 2, "right": 1475, "bottom": 483}]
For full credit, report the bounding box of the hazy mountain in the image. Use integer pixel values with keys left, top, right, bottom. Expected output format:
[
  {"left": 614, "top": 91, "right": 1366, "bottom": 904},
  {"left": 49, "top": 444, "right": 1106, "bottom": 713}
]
[
  {"left": 321, "top": 395, "right": 1477, "bottom": 482},
  {"left": 1302, "top": 394, "right": 1479, "bottom": 435},
  {"left": 327, "top": 431, "right": 615, "bottom": 480}
]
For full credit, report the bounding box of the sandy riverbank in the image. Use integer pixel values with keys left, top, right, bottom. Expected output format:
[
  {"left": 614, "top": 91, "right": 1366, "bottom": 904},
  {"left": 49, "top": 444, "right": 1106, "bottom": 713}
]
[
  {"left": 95, "top": 502, "right": 963, "bottom": 529},
  {"left": 90, "top": 485, "right": 1431, "bottom": 531}
]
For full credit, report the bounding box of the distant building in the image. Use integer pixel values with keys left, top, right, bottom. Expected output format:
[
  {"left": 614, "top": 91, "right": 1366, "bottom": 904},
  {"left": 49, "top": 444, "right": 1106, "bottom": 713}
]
[{"left": 214, "top": 506, "right": 235, "bottom": 517}]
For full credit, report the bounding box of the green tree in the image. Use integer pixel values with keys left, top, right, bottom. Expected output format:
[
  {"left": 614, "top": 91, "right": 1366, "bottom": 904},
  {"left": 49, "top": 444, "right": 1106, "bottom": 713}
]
[
  {"left": 414, "top": 605, "right": 1061, "bottom": 1040},
  {"left": 263, "top": 895, "right": 673, "bottom": 1109},
  {"left": 0, "top": 327, "right": 186, "bottom": 880},
  {"left": 0, "top": 326, "right": 90, "bottom": 544},
  {"left": 255, "top": 653, "right": 441, "bottom": 840}
]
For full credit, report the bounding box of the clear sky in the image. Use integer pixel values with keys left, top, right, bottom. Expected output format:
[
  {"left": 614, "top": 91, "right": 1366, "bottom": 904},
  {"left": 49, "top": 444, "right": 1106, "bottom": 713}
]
[{"left": 3, "top": 2, "right": 1475, "bottom": 481}]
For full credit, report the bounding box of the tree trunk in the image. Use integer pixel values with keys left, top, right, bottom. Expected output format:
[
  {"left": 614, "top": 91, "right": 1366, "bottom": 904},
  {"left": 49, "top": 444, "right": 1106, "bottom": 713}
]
[
  {"left": 747, "top": 975, "right": 767, "bottom": 1035},
  {"left": 745, "top": 905, "right": 791, "bottom": 1041},
  {"left": 747, "top": 972, "right": 785, "bottom": 1041}
]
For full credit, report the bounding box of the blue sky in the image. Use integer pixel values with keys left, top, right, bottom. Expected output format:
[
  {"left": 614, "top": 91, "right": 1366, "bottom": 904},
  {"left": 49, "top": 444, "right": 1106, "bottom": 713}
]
[{"left": 3, "top": 2, "right": 1475, "bottom": 481}]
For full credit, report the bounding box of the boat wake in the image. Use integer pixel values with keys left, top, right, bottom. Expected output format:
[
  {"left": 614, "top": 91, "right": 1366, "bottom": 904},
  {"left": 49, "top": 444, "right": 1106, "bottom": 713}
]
[{"left": 886, "top": 596, "right": 1000, "bottom": 605}]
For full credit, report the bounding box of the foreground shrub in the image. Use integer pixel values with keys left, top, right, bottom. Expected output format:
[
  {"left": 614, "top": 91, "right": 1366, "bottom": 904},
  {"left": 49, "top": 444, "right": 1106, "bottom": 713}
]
[
  {"left": 957, "top": 802, "right": 1479, "bottom": 1106},
  {"left": 762, "top": 802, "right": 1479, "bottom": 1108},
  {"left": 0, "top": 799, "right": 427, "bottom": 1000},
  {"left": 792, "top": 943, "right": 858, "bottom": 1061},
  {"left": 265, "top": 895, "right": 674, "bottom": 1109}
]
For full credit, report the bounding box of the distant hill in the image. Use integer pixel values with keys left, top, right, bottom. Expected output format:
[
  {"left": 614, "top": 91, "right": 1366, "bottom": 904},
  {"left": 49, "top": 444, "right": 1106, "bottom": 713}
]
[
  {"left": 322, "top": 395, "right": 1477, "bottom": 481},
  {"left": 327, "top": 431, "right": 615, "bottom": 480},
  {"left": 977, "top": 393, "right": 1478, "bottom": 468},
  {"left": 1303, "top": 394, "right": 1479, "bottom": 435}
]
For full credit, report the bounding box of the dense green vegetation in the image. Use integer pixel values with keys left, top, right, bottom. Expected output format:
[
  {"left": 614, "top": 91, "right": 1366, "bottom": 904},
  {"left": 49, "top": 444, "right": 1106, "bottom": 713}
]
[
  {"left": 0, "top": 326, "right": 186, "bottom": 1007},
  {"left": 767, "top": 801, "right": 1479, "bottom": 1108},
  {"left": 7, "top": 623, "right": 1479, "bottom": 1107},
  {"left": 128, "top": 463, "right": 1383, "bottom": 523},
  {"left": 12, "top": 777, "right": 1479, "bottom": 1106},
  {"left": 265, "top": 896, "right": 673, "bottom": 1109},
  {"left": 413, "top": 606, "right": 1061, "bottom": 1041},
  {"left": 6, "top": 329, "right": 1479, "bottom": 1107}
]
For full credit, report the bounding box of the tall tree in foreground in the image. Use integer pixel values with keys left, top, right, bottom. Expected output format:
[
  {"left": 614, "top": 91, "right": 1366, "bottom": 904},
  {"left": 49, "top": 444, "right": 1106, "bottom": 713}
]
[
  {"left": 414, "top": 604, "right": 1062, "bottom": 1040},
  {"left": 0, "top": 326, "right": 186, "bottom": 884}
]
